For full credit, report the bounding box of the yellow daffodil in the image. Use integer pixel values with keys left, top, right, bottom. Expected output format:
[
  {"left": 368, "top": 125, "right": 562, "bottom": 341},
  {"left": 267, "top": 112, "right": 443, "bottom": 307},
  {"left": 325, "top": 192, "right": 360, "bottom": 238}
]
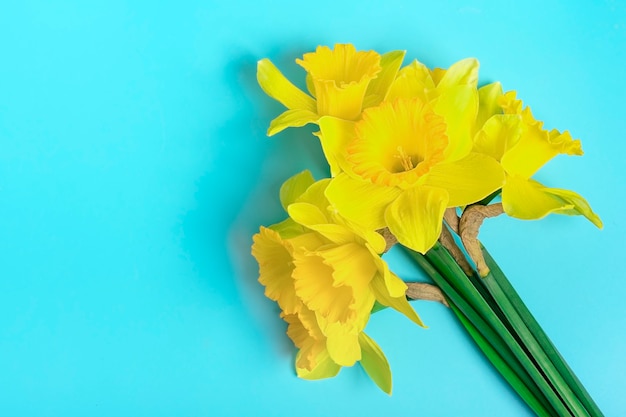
[
  {"left": 251, "top": 171, "right": 424, "bottom": 368},
  {"left": 321, "top": 96, "right": 504, "bottom": 254},
  {"left": 257, "top": 44, "right": 406, "bottom": 136},
  {"left": 473, "top": 87, "right": 602, "bottom": 227}
]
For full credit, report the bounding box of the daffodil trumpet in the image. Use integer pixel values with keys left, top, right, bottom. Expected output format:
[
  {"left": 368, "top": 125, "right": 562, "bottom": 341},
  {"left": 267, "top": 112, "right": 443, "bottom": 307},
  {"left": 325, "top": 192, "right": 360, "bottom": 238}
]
[{"left": 252, "top": 44, "right": 604, "bottom": 416}]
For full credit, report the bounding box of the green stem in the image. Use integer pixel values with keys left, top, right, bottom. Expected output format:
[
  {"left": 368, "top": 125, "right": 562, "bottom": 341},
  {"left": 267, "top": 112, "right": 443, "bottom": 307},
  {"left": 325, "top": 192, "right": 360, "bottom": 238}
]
[
  {"left": 407, "top": 248, "right": 557, "bottom": 416},
  {"left": 418, "top": 245, "right": 575, "bottom": 416},
  {"left": 481, "top": 271, "right": 590, "bottom": 417},
  {"left": 450, "top": 302, "right": 553, "bottom": 417},
  {"left": 482, "top": 246, "right": 604, "bottom": 417}
]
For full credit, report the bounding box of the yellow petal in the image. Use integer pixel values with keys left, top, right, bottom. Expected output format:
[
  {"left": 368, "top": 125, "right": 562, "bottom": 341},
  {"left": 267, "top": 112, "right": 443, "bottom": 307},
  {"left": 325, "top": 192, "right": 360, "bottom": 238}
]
[
  {"left": 342, "top": 221, "right": 386, "bottom": 254},
  {"left": 318, "top": 116, "right": 357, "bottom": 176},
  {"left": 324, "top": 322, "right": 361, "bottom": 366},
  {"left": 359, "top": 332, "right": 393, "bottom": 395},
  {"left": 289, "top": 202, "right": 370, "bottom": 247},
  {"left": 542, "top": 187, "right": 603, "bottom": 228},
  {"left": 370, "top": 272, "right": 424, "bottom": 327},
  {"left": 386, "top": 59, "right": 435, "bottom": 102},
  {"left": 299, "top": 223, "right": 359, "bottom": 246},
  {"left": 325, "top": 174, "right": 401, "bottom": 231},
  {"left": 289, "top": 178, "right": 387, "bottom": 247},
  {"left": 502, "top": 175, "right": 572, "bottom": 220},
  {"left": 367, "top": 245, "right": 407, "bottom": 298},
  {"left": 296, "top": 178, "right": 331, "bottom": 208},
  {"left": 257, "top": 58, "right": 316, "bottom": 112},
  {"left": 251, "top": 227, "right": 299, "bottom": 314},
  {"left": 288, "top": 231, "right": 330, "bottom": 252},
  {"left": 362, "top": 231, "right": 387, "bottom": 255},
  {"left": 502, "top": 125, "right": 583, "bottom": 179},
  {"left": 430, "top": 67, "right": 446, "bottom": 85},
  {"left": 475, "top": 82, "right": 504, "bottom": 132},
  {"left": 296, "top": 349, "right": 341, "bottom": 380},
  {"left": 384, "top": 187, "right": 449, "bottom": 254},
  {"left": 473, "top": 114, "right": 523, "bottom": 161},
  {"left": 280, "top": 170, "right": 316, "bottom": 211},
  {"left": 294, "top": 178, "right": 333, "bottom": 223},
  {"left": 436, "top": 57, "right": 479, "bottom": 91},
  {"left": 288, "top": 202, "right": 329, "bottom": 227},
  {"left": 363, "top": 50, "right": 406, "bottom": 107},
  {"left": 305, "top": 73, "right": 316, "bottom": 98},
  {"left": 421, "top": 153, "right": 505, "bottom": 207},
  {"left": 434, "top": 85, "right": 478, "bottom": 161},
  {"left": 268, "top": 108, "right": 319, "bottom": 136}
]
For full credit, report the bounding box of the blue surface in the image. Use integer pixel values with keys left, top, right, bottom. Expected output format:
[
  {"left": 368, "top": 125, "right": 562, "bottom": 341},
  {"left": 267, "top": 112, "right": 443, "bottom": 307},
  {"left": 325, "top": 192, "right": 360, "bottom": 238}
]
[{"left": 1, "top": 1, "right": 625, "bottom": 415}]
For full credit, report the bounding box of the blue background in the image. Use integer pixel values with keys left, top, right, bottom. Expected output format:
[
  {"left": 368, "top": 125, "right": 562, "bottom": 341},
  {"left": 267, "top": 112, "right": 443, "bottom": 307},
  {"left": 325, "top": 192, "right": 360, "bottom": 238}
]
[{"left": 1, "top": 1, "right": 624, "bottom": 415}]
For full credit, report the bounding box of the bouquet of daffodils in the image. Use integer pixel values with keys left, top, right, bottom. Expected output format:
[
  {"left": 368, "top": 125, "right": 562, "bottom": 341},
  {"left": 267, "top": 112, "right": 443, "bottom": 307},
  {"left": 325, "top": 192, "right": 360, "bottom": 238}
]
[{"left": 251, "top": 44, "right": 603, "bottom": 416}]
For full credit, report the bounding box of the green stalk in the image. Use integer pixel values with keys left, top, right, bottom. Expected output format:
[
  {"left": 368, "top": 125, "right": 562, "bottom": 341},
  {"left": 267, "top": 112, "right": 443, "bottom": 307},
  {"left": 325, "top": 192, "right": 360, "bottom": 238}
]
[
  {"left": 449, "top": 301, "right": 553, "bottom": 417},
  {"left": 416, "top": 245, "right": 575, "bottom": 416},
  {"left": 482, "top": 246, "right": 604, "bottom": 417},
  {"left": 407, "top": 248, "right": 558, "bottom": 416},
  {"left": 480, "top": 271, "right": 590, "bottom": 417}
]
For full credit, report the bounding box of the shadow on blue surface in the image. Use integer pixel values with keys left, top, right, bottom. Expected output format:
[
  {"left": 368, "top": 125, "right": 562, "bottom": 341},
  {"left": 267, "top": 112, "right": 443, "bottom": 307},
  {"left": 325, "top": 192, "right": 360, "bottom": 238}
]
[{"left": 179, "top": 50, "right": 328, "bottom": 357}]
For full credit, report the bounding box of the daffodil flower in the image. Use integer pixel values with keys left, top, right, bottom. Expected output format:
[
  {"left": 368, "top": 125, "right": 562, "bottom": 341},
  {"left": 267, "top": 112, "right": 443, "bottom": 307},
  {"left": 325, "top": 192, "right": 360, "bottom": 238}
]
[
  {"left": 320, "top": 96, "right": 504, "bottom": 254},
  {"left": 257, "top": 44, "right": 405, "bottom": 136},
  {"left": 473, "top": 87, "right": 602, "bottom": 227},
  {"left": 251, "top": 171, "right": 424, "bottom": 371}
]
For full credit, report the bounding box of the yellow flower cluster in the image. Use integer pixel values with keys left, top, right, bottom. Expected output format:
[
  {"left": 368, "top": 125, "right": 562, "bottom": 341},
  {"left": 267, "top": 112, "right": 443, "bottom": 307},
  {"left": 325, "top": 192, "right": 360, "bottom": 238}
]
[{"left": 252, "top": 44, "right": 601, "bottom": 391}]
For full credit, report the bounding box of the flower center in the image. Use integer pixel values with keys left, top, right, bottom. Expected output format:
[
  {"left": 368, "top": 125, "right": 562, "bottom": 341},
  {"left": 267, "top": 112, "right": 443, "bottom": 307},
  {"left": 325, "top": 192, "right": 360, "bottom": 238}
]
[
  {"left": 347, "top": 98, "right": 449, "bottom": 188},
  {"left": 393, "top": 146, "right": 419, "bottom": 173}
]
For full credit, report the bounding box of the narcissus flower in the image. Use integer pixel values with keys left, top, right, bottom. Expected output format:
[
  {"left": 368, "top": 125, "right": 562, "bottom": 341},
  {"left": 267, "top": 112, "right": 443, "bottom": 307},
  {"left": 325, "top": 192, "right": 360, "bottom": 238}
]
[
  {"left": 473, "top": 87, "right": 602, "bottom": 228},
  {"left": 320, "top": 95, "right": 504, "bottom": 254},
  {"left": 251, "top": 171, "right": 423, "bottom": 376},
  {"left": 257, "top": 44, "right": 405, "bottom": 136}
]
